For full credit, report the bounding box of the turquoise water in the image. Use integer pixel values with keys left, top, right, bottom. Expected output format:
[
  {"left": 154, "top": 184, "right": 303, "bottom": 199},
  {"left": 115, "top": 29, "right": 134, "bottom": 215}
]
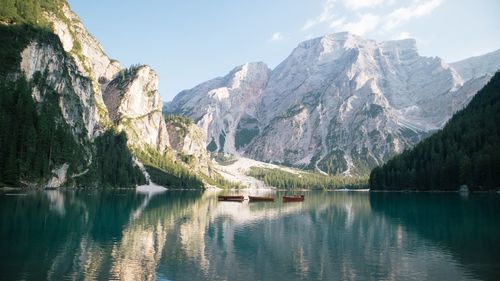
[{"left": 0, "top": 190, "right": 499, "bottom": 281}]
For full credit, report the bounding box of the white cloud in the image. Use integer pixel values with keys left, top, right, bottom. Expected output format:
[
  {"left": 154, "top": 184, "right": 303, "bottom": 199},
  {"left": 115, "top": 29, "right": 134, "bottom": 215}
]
[
  {"left": 300, "top": 0, "right": 443, "bottom": 37},
  {"left": 301, "top": 0, "right": 336, "bottom": 31},
  {"left": 270, "top": 32, "right": 285, "bottom": 42},
  {"left": 343, "top": 0, "right": 386, "bottom": 10},
  {"left": 384, "top": 0, "right": 443, "bottom": 30},
  {"left": 301, "top": 1, "right": 381, "bottom": 36},
  {"left": 329, "top": 17, "right": 346, "bottom": 29},
  {"left": 335, "top": 13, "right": 381, "bottom": 36}
]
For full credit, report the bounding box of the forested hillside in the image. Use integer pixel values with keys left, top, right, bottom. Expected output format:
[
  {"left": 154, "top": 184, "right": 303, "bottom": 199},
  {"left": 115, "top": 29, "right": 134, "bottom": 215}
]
[
  {"left": 0, "top": 1, "right": 146, "bottom": 187},
  {"left": 248, "top": 167, "right": 367, "bottom": 190},
  {"left": 370, "top": 72, "right": 500, "bottom": 191}
]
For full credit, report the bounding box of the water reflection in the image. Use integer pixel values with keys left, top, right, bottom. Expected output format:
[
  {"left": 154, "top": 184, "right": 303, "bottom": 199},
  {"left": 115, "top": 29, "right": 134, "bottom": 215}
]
[
  {"left": 0, "top": 190, "right": 499, "bottom": 280},
  {"left": 370, "top": 192, "right": 500, "bottom": 281}
]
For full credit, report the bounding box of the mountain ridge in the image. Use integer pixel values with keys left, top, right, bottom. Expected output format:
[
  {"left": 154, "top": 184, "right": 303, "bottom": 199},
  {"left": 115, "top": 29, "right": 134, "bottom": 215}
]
[
  {"left": 165, "top": 32, "right": 500, "bottom": 175},
  {"left": 451, "top": 49, "right": 500, "bottom": 82}
]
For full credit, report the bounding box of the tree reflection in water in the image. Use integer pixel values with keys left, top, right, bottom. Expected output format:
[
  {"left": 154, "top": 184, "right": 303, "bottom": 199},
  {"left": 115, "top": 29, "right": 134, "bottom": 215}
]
[{"left": 1, "top": 190, "right": 499, "bottom": 280}]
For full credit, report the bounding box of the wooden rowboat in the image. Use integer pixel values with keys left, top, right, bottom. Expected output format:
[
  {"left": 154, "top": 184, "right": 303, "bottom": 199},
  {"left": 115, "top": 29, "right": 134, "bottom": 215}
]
[
  {"left": 218, "top": 195, "right": 245, "bottom": 202},
  {"left": 283, "top": 195, "right": 304, "bottom": 202},
  {"left": 248, "top": 196, "right": 274, "bottom": 202}
]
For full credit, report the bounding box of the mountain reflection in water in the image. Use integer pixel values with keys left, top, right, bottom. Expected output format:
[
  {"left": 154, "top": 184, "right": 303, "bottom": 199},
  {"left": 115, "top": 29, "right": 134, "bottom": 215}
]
[{"left": 0, "top": 190, "right": 499, "bottom": 281}]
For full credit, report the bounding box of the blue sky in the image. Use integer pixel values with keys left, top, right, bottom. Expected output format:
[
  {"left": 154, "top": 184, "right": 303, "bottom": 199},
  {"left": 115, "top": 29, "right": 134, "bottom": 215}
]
[{"left": 68, "top": 0, "right": 500, "bottom": 101}]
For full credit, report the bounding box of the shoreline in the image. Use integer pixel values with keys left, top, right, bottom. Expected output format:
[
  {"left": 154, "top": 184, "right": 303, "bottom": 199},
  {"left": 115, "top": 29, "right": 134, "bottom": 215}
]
[{"left": 3, "top": 185, "right": 499, "bottom": 194}]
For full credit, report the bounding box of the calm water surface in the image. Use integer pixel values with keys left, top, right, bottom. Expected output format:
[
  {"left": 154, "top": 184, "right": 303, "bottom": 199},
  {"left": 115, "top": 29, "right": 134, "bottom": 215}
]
[{"left": 0, "top": 189, "right": 499, "bottom": 281}]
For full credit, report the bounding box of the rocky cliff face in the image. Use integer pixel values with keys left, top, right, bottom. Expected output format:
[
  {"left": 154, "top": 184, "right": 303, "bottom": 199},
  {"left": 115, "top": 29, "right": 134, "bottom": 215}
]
[
  {"left": 103, "top": 65, "right": 212, "bottom": 175},
  {"left": 103, "top": 65, "right": 170, "bottom": 153},
  {"left": 46, "top": 2, "right": 214, "bottom": 183},
  {"left": 165, "top": 32, "right": 500, "bottom": 175},
  {"left": 20, "top": 41, "right": 97, "bottom": 144},
  {"left": 165, "top": 119, "right": 212, "bottom": 175},
  {"left": 165, "top": 62, "right": 271, "bottom": 155},
  {"left": 45, "top": 2, "right": 122, "bottom": 132},
  {"left": 2, "top": 1, "right": 213, "bottom": 187}
]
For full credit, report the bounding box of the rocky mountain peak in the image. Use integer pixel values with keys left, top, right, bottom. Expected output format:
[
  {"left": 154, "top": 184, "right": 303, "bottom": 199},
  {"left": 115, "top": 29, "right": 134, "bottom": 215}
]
[
  {"left": 298, "top": 32, "right": 362, "bottom": 50},
  {"left": 167, "top": 33, "right": 500, "bottom": 175},
  {"left": 102, "top": 64, "right": 168, "bottom": 152},
  {"left": 380, "top": 38, "right": 417, "bottom": 52},
  {"left": 227, "top": 62, "right": 270, "bottom": 91}
]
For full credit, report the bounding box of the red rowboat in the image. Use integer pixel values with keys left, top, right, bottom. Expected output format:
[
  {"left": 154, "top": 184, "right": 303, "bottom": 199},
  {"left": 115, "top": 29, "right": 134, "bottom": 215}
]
[
  {"left": 248, "top": 196, "right": 274, "bottom": 202},
  {"left": 283, "top": 195, "right": 304, "bottom": 202},
  {"left": 218, "top": 195, "right": 245, "bottom": 202}
]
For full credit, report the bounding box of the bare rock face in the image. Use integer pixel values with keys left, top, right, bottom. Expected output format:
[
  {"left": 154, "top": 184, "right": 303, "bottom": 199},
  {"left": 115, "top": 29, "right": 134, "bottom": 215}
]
[
  {"left": 20, "top": 41, "right": 98, "bottom": 143},
  {"left": 46, "top": 3, "right": 121, "bottom": 82},
  {"left": 165, "top": 32, "right": 500, "bottom": 175},
  {"left": 103, "top": 65, "right": 213, "bottom": 176},
  {"left": 103, "top": 66, "right": 170, "bottom": 152},
  {"left": 245, "top": 33, "right": 472, "bottom": 175},
  {"left": 165, "top": 62, "right": 271, "bottom": 154},
  {"left": 44, "top": 2, "right": 215, "bottom": 180},
  {"left": 46, "top": 163, "right": 70, "bottom": 188},
  {"left": 45, "top": 1, "right": 122, "bottom": 129},
  {"left": 166, "top": 121, "right": 211, "bottom": 175}
]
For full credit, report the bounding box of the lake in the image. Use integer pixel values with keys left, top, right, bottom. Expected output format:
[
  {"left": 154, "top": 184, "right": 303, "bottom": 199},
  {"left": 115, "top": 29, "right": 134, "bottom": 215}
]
[{"left": 0, "top": 189, "right": 499, "bottom": 281}]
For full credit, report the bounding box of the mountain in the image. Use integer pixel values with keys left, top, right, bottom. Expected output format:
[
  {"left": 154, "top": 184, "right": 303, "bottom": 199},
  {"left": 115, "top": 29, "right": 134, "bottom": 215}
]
[
  {"left": 164, "top": 62, "right": 271, "bottom": 155},
  {"left": 165, "top": 32, "right": 500, "bottom": 175},
  {"left": 451, "top": 49, "right": 500, "bottom": 82},
  {"left": 0, "top": 0, "right": 215, "bottom": 188},
  {"left": 369, "top": 71, "right": 500, "bottom": 191}
]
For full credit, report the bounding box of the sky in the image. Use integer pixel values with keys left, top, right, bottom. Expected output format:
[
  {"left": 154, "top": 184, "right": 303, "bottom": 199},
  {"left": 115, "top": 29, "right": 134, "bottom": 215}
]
[{"left": 68, "top": 0, "right": 500, "bottom": 101}]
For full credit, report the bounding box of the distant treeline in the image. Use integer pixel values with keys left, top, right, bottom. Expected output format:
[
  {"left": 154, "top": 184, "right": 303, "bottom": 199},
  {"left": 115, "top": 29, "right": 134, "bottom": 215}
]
[
  {"left": 370, "top": 72, "right": 500, "bottom": 191},
  {"left": 247, "top": 167, "right": 368, "bottom": 190},
  {"left": 134, "top": 147, "right": 204, "bottom": 189}
]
